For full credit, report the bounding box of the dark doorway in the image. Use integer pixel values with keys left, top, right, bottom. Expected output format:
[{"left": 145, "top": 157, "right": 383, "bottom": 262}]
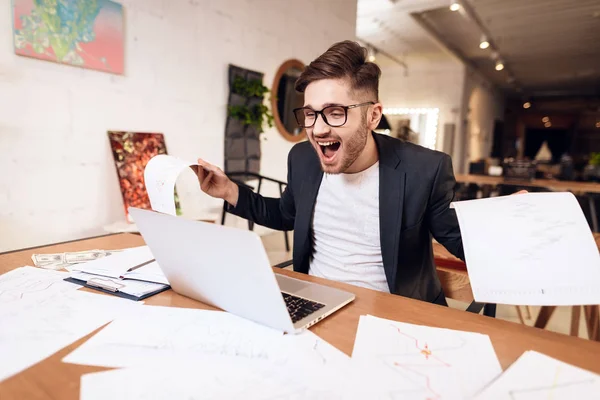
[{"left": 524, "top": 128, "right": 569, "bottom": 163}]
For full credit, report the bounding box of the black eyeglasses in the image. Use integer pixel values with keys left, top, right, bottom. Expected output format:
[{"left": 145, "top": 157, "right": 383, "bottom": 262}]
[{"left": 293, "top": 102, "right": 375, "bottom": 128}]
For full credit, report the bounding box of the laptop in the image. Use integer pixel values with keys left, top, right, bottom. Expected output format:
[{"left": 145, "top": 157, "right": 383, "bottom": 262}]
[{"left": 128, "top": 207, "right": 355, "bottom": 333}]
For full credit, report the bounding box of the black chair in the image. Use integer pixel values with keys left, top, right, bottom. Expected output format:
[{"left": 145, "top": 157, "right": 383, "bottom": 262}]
[{"left": 221, "top": 172, "right": 290, "bottom": 252}]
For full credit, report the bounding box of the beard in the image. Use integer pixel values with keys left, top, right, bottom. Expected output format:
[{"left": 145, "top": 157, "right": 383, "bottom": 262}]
[{"left": 315, "top": 117, "right": 369, "bottom": 175}]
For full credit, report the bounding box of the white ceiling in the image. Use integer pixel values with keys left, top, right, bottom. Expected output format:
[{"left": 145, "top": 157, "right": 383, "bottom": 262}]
[
  {"left": 470, "top": 0, "right": 600, "bottom": 93},
  {"left": 356, "top": 0, "right": 452, "bottom": 61},
  {"left": 358, "top": 0, "right": 600, "bottom": 95}
]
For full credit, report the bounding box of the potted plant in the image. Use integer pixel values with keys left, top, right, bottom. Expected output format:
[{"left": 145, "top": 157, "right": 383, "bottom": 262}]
[{"left": 227, "top": 76, "right": 274, "bottom": 134}]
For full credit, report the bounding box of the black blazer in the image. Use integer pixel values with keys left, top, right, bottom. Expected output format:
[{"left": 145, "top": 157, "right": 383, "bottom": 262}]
[{"left": 227, "top": 133, "right": 464, "bottom": 304}]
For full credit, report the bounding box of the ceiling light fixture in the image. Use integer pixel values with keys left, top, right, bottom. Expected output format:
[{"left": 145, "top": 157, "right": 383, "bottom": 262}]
[
  {"left": 367, "top": 46, "right": 377, "bottom": 63},
  {"left": 450, "top": 1, "right": 460, "bottom": 11},
  {"left": 542, "top": 116, "right": 550, "bottom": 123},
  {"left": 495, "top": 61, "right": 505, "bottom": 71},
  {"left": 596, "top": 121, "right": 600, "bottom": 128},
  {"left": 523, "top": 101, "right": 531, "bottom": 109},
  {"left": 479, "top": 35, "right": 490, "bottom": 49},
  {"left": 544, "top": 121, "right": 552, "bottom": 128}
]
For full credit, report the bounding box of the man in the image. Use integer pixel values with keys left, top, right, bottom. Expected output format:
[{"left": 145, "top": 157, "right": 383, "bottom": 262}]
[{"left": 196, "top": 40, "right": 464, "bottom": 306}]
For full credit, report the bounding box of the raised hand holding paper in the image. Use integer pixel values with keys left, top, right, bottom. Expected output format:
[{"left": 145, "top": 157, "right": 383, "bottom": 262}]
[{"left": 143, "top": 154, "right": 201, "bottom": 216}]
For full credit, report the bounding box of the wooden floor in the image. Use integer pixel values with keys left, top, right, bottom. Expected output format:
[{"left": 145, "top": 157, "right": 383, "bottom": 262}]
[{"left": 259, "top": 232, "right": 591, "bottom": 340}]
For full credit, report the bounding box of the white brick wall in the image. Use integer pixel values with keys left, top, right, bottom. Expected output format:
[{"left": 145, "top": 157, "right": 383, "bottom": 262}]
[{"left": 0, "top": 0, "right": 357, "bottom": 252}]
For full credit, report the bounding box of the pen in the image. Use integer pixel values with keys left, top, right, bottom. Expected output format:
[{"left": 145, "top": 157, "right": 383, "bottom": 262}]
[{"left": 126, "top": 259, "right": 156, "bottom": 273}]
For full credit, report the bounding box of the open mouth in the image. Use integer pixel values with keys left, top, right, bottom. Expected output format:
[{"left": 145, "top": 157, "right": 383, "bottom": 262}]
[{"left": 317, "top": 140, "right": 341, "bottom": 161}]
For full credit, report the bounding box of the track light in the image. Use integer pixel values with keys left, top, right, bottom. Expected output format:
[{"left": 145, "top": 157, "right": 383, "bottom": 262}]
[
  {"left": 542, "top": 116, "right": 549, "bottom": 123},
  {"left": 523, "top": 102, "right": 531, "bottom": 109},
  {"left": 495, "top": 61, "right": 504, "bottom": 71},
  {"left": 479, "top": 36, "right": 490, "bottom": 49},
  {"left": 367, "top": 46, "right": 377, "bottom": 63},
  {"left": 450, "top": 1, "right": 460, "bottom": 11},
  {"left": 544, "top": 121, "right": 552, "bottom": 128}
]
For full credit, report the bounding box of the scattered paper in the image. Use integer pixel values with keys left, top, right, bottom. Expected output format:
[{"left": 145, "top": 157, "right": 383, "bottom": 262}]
[
  {"left": 451, "top": 192, "right": 600, "bottom": 305},
  {"left": 63, "top": 306, "right": 349, "bottom": 369},
  {"left": 143, "top": 154, "right": 198, "bottom": 216},
  {"left": 70, "top": 271, "right": 168, "bottom": 297},
  {"left": 0, "top": 290, "right": 141, "bottom": 383},
  {"left": 0, "top": 266, "right": 80, "bottom": 306},
  {"left": 351, "top": 315, "right": 502, "bottom": 399},
  {"left": 474, "top": 350, "right": 600, "bottom": 399},
  {"left": 71, "top": 246, "right": 154, "bottom": 278},
  {"left": 80, "top": 356, "right": 356, "bottom": 400}
]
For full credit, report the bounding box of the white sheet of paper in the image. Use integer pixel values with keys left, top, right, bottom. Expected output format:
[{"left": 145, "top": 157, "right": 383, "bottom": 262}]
[
  {"left": 0, "top": 266, "right": 80, "bottom": 306},
  {"left": 63, "top": 305, "right": 349, "bottom": 369},
  {"left": 451, "top": 192, "right": 600, "bottom": 305},
  {"left": 474, "top": 350, "right": 600, "bottom": 399},
  {"left": 351, "top": 315, "right": 502, "bottom": 400},
  {"left": 72, "top": 246, "right": 154, "bottom": 278},
  {"left": 80, "top": 356, "right": 358, "bottom": 400},
  {"left": 122, "top": 261, "right": 169, "bottom": 285},
  {"left": 143, "top": 154, "right": 197, "bottom": 216},
  {"left": 0, "top": 290, "right": 140, "bottom": 383}
]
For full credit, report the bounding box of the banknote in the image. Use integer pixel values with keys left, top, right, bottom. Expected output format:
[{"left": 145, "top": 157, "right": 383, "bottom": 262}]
[
  {"left": 31, "top": 253, "right": 65, "bottom": 266},
  {"left": 38, "top": 262, "right": 71, "bottom": 271},
  {"left": 64, "top": 250, "right": 107, "bottom": 264},
  {"left": 32, "top": 249, "right": 123, "bottom": 270}
]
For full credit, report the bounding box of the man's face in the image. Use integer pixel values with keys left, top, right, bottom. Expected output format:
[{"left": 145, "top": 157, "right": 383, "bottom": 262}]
[{"left": 302, "top": 79, "right": 372, "bottom": 174}]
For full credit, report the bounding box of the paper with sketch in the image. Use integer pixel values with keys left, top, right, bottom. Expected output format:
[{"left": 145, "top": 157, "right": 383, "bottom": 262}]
[
  {"left": 143, "top": 154, "right": 198, "bottom": 216},
  {"left": 80, "top": 355, "right": 359, "bottom": 400},
  {"left": 351, "top": 315, "right": 502, "bottom": 400},
  {"left": 451, "top": 192, "right": 600, "bottom": 305},
  {"left": 63, "top": 306, "right": 349, "bottom": 368},
  {"left": 474, "top": 350, "right": 600, "bottom": 399},
  {"left": 0, "top": 266, "right": 80, "bottom": 306},
  {"left": 71, "top": 246, "right": 155, "bottom": 279},
  {"left": 0, "top": 290, "right": 140, "bottom": 383}
]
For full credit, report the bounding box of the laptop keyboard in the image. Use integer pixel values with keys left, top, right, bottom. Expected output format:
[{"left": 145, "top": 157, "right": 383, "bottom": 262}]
[{"left": 282, "top": 292, "right": 326, "bottom": 323}]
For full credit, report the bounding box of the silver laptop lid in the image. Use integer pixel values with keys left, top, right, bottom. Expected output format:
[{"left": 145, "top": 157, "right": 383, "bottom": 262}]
[{"left": 129, "top": 207, "right": 295, "bottom": 333}]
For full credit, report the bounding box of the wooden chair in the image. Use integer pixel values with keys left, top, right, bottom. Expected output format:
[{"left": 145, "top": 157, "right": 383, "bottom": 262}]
[{"left": 534, "top": 305, "right": 600, "bottom": 341}]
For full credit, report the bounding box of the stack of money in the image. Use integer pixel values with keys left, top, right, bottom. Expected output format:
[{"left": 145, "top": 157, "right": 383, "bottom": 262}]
[{"left": 31, "top": 249, "right": 122, "bottom": 271}]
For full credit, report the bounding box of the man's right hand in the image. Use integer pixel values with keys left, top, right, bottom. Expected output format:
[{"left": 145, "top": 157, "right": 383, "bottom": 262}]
[{"left": 193, "top": 159, "right": 239, "bottom": 207}]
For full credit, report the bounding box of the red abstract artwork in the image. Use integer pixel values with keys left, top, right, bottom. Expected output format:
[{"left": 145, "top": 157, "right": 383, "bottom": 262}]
[{"left": 108, "top": 131, "right": 181, "bottom": 222}]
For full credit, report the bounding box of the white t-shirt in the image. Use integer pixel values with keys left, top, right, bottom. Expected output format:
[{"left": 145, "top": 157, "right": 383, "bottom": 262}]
[{"left": 308, "top": 162, "right": 389, "bottom": 292}]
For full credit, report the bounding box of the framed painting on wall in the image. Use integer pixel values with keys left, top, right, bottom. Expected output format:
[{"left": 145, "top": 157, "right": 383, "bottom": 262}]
[
  {"left": 108, "top": 131, "right": 181, "bottom": 223},
  {"left": 12, "top": 0, "right": 124, "bottom": 74}
]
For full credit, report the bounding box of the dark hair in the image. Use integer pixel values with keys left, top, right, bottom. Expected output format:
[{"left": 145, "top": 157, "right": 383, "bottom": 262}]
[{"left": 295, "top": 40, "right": 381, "bottom": 101}]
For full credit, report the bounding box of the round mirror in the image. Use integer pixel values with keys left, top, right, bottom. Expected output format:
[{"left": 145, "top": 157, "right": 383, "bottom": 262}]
[{"left": 271, "top": 59, "right": 306, "bottom": 142}]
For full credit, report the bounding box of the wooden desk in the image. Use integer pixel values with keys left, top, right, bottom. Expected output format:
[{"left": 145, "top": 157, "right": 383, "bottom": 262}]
[
  {"left": 455, "top": 174, "right": 600, "bottom": 194},
  {"left": 2, "top": 234, "right": 600, "bottom": 400}
]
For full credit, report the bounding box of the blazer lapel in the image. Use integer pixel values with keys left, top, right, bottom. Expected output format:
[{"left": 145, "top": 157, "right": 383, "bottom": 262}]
[
  {"left": 294, "top": 163, "right": 323, "bottom": 273},
  {"left": 375, "top": 134, "right": 404, "bottom": 292}
]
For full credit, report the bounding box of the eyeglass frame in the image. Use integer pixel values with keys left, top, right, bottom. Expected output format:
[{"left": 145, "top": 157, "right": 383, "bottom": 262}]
[{"left": 292, "top": 101, "right": 375, "bottom": 128}]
